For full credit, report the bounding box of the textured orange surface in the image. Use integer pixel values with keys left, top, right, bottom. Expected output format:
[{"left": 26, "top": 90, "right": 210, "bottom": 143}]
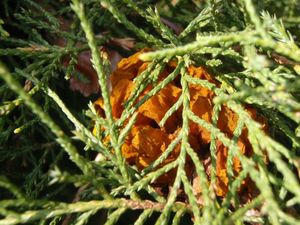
[{"left": 94, "top": 49, "right": 267, "bottom": 197}]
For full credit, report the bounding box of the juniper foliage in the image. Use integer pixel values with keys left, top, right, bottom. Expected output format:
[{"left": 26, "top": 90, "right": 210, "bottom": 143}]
[{"left": 0, "top": 0, "right": 300, "bottom": 224}]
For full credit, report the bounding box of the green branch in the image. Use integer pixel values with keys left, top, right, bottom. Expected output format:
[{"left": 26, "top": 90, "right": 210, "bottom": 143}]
[{"left": 0, "top": 63, "right": 93, "bottom": 176}]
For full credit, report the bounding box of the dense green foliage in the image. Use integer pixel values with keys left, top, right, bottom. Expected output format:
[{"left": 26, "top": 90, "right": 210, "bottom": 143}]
[{"left": 0, "top": 0, "right": 300, "bottom": 224}]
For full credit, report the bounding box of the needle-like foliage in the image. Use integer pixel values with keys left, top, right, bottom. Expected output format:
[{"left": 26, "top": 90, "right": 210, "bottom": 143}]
[{"left": 0, "top": 0, "right": 300, "bottom": 224}]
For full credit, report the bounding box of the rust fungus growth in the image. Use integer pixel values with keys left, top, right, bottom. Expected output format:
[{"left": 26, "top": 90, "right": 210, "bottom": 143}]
[{"left": 94, "top": 49, "right": 267, "bottom": 198}]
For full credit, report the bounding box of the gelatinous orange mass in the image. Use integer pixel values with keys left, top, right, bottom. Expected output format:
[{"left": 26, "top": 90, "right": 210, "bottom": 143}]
[
  {"left": 138, "top": 84, "right": 182, "bottom": 133},
  {"left": 131, "top": 125, "right": 170, "bottom": 168},
  {"left": 94, "top": 49, "right": 267, "bottom": 197}
]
